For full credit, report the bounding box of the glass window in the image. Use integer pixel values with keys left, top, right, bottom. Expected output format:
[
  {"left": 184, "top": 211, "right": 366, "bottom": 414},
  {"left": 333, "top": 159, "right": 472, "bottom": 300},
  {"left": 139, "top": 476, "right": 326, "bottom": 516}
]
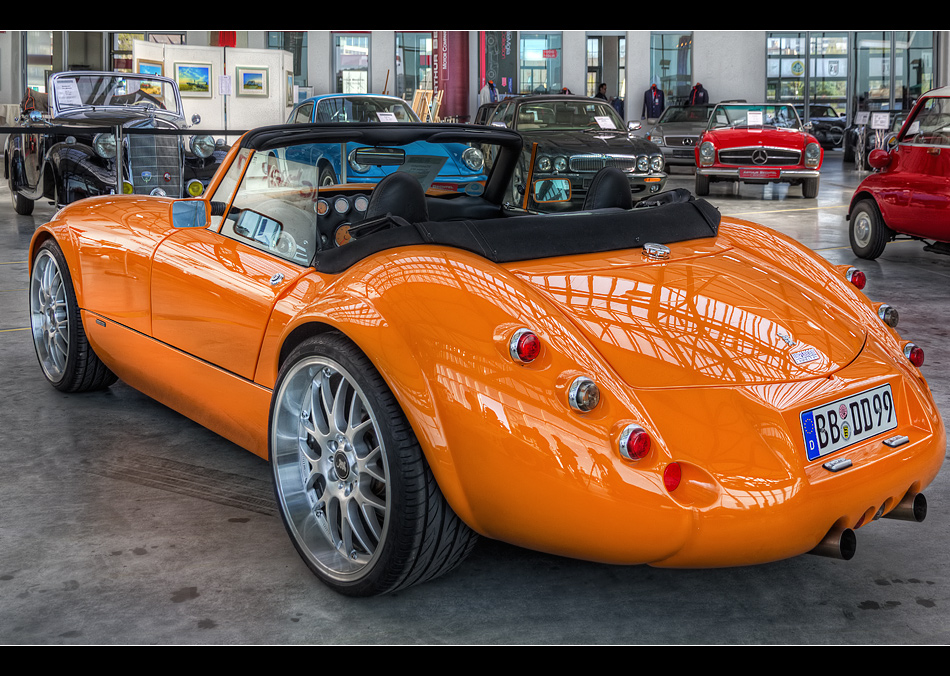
[
  {"left": 25, "top": 31, "right": 54, "bottom": 92},
  {"left": 587, "top": 37, "right": 601, "bottom": 98},
  {"left": 901, "top": 96, "right": 950, "bottom": 146},
  {"left": 395, "top": 32, "right": 433, "bottom": 104},
  {"left": 518, "top": 32, "right": 562, "bottom": 95},
  {"left": 314, "top": 96, "right": 417, "bottom": 123},
  {"left": 333, "top": 33, "right": 371, "bottom": 94},
  {"left": 289, "top": 101, "right": 313, "bottom": 123},
  {"left": 268, "top": 32, "right": 308, "bottom": 88},
  {"left": 649, "top": 32, "right": 692, "bottom": 106}
]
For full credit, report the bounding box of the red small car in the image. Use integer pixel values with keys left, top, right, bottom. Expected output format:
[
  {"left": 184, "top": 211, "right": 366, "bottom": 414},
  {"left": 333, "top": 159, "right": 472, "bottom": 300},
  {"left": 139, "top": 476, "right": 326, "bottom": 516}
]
[
  {"left": 695, "top": 103, "right": 823, "bottom": 198},
  {"left": 847, "top": 86, "right": 950, "bottom": 259}
]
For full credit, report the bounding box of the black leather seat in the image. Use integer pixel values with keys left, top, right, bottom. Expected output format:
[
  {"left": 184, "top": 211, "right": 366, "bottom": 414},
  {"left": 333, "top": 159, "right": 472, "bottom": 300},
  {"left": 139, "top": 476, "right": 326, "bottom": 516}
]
[{"left": 583, "top": 167, "right": 633, "bottom": 210}]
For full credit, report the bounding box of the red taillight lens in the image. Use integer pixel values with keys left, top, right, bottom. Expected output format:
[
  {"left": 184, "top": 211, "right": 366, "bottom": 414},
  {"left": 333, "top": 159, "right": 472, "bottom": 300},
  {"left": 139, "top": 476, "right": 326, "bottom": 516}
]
[
  {"left": 619, "top": 425, "right": 651, "bottom": 461},
  {"left": 663, "top": 463, "right": 682, "bottom": 492},
  {"left": 509, "top": 328, "right": 541, "bottom": 363},
  {"left": 846, "top": 267, "right": 866, "bottom": 290},
  {"left": 904, "top": 343, "right": 925, "bottom": 367}
]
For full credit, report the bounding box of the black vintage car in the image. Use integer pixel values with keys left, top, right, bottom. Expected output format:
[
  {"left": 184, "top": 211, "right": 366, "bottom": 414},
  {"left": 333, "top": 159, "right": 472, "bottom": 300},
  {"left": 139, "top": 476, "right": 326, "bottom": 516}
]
[
  {"left": 4, "top": 71, "right": 225, "bottom": 215},
  {"left": 795, "top": 104, "right": 846, "bottom": 149},
  {"left": 483, "top": 95, "right": 666, "bottom": 208}
]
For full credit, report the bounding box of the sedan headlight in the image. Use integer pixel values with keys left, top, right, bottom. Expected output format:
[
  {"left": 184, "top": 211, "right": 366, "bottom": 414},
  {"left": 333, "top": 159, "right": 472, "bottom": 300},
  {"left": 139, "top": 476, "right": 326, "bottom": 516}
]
[
  {"left": 699, "top": 141, "right": 716, "bottom": 167},
  {"left": 93, "top": 133, "right": 117, "bottom": 159},
  {"left": 650, "top": 154, "right": 664, "bottom": 172},
  {"left": 648, "top": 133, "right": 665, "bottom": 146},
  {"left": 637, "top": 155, "right": 649, "bottom": 172},
  {"left": 190, "top": 134, "right": 216, "bottom": 159},
  {"left": 553, "top": 156, "right": 568, "bottom": 172},
  {"left": 536, "top": 155, "right": 552, "bottom": 172},
  {"left": 804, "top": 142, "right": 821, "bottom": 168}
]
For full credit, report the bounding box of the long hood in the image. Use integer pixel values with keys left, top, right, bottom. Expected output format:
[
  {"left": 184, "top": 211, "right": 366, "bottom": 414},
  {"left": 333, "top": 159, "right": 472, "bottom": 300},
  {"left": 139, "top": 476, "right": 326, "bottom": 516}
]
[
  {"left": 703, "top": 126, "right": 812, "bottom": 150},
  {"left": 526, "top": 129, "right": 655, "bottom": 155},
  {"left": 507, "top": 230, "right": 866, "bottom": 389}
]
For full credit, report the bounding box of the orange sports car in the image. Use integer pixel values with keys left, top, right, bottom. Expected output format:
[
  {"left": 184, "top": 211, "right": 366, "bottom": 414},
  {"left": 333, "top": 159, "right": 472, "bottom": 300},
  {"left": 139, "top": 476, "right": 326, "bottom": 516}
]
[{"left": 28, "top": 122, "right": 944, "bottom": 597}]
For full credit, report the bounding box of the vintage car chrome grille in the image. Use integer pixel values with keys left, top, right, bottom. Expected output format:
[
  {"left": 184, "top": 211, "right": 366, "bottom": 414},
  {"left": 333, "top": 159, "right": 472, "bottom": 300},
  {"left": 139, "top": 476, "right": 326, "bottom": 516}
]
[
  {"left": 717, "top": 147, "right": 801, "bottom": 166},
  {"left": 128, "top": 134, "right": 183, "bottom": 196},
  {"left": 569, "top": 154, "right": 643, "bottom": 173},
  {"left": 664, "top": 135, "right": 699, "bottom": 147}
]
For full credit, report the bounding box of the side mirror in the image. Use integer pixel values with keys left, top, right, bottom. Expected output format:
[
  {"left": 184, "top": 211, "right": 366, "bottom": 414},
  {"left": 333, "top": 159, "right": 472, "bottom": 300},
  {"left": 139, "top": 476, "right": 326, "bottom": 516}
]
[
  {"left": 628, "top": 121, "right": 642, "bottom": 132},
  {"left": 868, "top": 148, "right": 893, "bottom": 170},
  {"left": 171, "top": 199, "right": 209, "bottom": 228}
]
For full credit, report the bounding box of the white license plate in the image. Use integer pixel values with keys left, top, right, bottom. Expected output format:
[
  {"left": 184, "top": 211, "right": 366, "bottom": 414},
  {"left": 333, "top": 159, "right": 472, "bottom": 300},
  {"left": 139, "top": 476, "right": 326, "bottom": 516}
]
[{"left": 800, "top": 384, "right": 897, "bottom": 461}]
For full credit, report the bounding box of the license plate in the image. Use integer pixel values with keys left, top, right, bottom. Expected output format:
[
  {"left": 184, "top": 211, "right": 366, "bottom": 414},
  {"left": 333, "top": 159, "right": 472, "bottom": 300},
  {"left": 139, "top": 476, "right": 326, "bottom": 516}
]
[
  {"left": 739, "top": 168, "right": 780, "bottom": 179},
  {"left": 800, "top": 384, "right": 897, "bottom": 461}
]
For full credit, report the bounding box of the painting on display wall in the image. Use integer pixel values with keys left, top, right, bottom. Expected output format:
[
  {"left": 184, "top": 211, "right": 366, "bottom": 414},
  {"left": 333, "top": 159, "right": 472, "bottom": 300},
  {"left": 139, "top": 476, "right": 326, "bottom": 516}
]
[
  {"left": 236, "top": 67, "right": 268, "bottom": 96},
  {"left": 175, "top": 62, "right": 212, "bottom": 97}
]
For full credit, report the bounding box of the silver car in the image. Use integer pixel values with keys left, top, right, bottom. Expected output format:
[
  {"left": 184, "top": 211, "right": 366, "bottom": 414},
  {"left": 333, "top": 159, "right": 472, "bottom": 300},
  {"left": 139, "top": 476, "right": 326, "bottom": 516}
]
[{"left": 646, "top": 104, "right": 716, "bottom": 167}]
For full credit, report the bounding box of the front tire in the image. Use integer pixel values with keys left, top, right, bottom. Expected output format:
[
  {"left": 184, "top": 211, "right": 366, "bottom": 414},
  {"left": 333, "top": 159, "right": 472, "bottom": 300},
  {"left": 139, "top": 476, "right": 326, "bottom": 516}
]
[
  {"left": 849, "top": 199, "right": 891, "bottom": 260},
  {"left": 695, "top": 173, "right": 710, "bottom": 196},
  {"left": 270, "top": 332, "right": 477, "bottom": 596},
  {"left": 11, "top": 185, "right": 34, "bottom": 215},
  {"left": 29, "top": 240, "right": 117, "bottom": 392},
  {"left": 802, "top": 176, "right": 819, "bottom": 198}
]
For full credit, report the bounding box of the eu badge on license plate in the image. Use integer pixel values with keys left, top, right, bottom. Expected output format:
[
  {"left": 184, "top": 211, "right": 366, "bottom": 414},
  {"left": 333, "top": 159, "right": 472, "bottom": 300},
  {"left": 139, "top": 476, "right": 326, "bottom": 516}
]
[{"left": 800, "top": 384, "right": 897, "bottom": 461}]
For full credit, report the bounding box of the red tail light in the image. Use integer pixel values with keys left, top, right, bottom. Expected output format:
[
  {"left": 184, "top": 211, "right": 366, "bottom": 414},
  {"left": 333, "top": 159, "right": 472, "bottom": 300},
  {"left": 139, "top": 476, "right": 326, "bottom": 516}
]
[
  {"left": 619, "top": 425, "right": 651, "bottom": 460},
  {"left": 509, "top": 328, "right": 541, "bottom": 363},
  {"left": 904, "top": 343, "right": 925, "bottom": 367},
  {"left": 664, "top": 463, "right": 682, "bottom": 492},
  {"left": 845, "top": 267, "right": 866, "bottom": 290}
]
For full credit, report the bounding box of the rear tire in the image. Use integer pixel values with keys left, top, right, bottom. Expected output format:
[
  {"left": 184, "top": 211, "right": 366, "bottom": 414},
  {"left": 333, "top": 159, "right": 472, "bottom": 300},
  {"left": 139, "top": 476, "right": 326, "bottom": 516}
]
[
  {"left": 270, "top": 332, "right": 477, "bottom": 596},
  {"left": 29, "top": 240, "right": 117, "bottom": 392}
]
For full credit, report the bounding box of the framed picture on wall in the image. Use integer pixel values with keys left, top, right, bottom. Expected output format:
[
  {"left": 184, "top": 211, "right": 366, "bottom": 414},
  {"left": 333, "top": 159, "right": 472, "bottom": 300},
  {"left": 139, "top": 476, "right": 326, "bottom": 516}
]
[
  {"left": 175, "top": 62, "right": 212, "bottom": 97},
  {"left": 136, "top": 59, "right": 163, "bottom": 77},
  {"left": 236, "top": 67, "right": 268, "bottom": 96}
]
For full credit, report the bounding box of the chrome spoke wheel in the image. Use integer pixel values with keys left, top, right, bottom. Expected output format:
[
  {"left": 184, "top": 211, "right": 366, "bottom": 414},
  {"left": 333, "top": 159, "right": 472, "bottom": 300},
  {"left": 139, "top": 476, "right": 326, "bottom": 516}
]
[
  {"left": 30, "top": 248, "right": 70, "bottom": 382},
  {"left": 272, "top": 354, "right": 390, "bottom": 583}
]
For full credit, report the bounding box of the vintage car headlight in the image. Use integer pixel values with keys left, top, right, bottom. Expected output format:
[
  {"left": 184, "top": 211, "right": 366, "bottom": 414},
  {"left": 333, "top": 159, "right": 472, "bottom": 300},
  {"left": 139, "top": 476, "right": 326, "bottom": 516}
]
[
  {"left": 348, "top": 149, "right": 370, "bottom": 174},
  {"left": 190, "top": 134, "right": 216, "bottom": 159},
  {"left": 186, "top": 179, "right": 205, "bottom": 197},
  {"left": 553, "top": 156, "right": 568, "bottom": 172},
  {"left": 637, "top": 155, "right": 649, "bottom": 172},
  {"left": 699, "top": 141, "right": 715, "bottom": 167},
  {"left": 650, "top": 154, "right": 664, "bottom": 172},
  {"left": 536, "top": 156, "right": 553, "bottom": 172},
  {"left": 93, "top": 133, "right": 117, "bottom": 159},
  {"left": 461, "top": 146, "right": 484, "bottom": 171},
  {"left": 804, "top": 142, "right": 821, "bottom": 168}
]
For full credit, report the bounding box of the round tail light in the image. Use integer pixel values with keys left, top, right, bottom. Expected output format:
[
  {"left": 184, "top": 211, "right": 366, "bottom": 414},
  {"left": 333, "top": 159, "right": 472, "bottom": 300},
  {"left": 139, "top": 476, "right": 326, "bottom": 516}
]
[
  {"left": 568, "top": 376, "right": 600, "bottom": 412},
  {"left": 619, "top": 425, "right": 651, "bottom": 461},
  {"left": 846, "top": 267, "right": 866, "bottom": 290},
  {"left": 904, "top": 343, "right": 925, "bottom": 367},
  {"left": 877, "top": 304, "right": 899, "bottom": 327},
  {"left": 509, "top": 328, "right": 541, "bottom": 363}
]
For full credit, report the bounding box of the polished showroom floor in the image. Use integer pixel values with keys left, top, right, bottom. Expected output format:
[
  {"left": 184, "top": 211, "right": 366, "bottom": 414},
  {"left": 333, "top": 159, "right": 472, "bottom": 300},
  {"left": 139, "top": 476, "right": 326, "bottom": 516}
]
[{"left": 2, "top": 153, "right": 949, "bottom": 645}]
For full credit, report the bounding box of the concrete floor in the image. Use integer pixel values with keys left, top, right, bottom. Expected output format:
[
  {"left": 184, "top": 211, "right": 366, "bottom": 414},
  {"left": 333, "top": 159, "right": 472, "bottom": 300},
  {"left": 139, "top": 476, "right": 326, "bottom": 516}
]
[{"left": 2, "top": 153, "right": 949, "bottom": 645}]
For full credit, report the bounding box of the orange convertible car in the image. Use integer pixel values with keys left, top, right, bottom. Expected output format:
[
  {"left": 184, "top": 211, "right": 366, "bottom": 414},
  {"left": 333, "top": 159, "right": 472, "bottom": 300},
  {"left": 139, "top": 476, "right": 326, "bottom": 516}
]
[{"left": 29, "top": 122, "right": 944, "bottom": 596}]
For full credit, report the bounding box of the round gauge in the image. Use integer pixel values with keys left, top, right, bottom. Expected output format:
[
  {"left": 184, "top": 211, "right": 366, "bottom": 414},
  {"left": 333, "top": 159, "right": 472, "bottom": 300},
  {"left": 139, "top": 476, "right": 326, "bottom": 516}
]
[
  {"left": 354, "top": 195, "right": 369, "bottom": 212},
  {"left": 315, "top": 199, "right": 329, "bottom": 216},
  {"left": 333, "top": 196, "right": 350, "bottom": 214},
  {"left": 334, "top": 223, "right": 352, "bottom": 247}
]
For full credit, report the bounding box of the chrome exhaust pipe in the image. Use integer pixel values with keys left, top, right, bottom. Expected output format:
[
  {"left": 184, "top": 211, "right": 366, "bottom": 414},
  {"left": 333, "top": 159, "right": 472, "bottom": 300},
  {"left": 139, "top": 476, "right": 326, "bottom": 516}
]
[
  {"left": 882, "top": 492, "right": 927, "bottom": 522},
  {"left": 809, "top": 526, "right": 856, "bottom": 560}
]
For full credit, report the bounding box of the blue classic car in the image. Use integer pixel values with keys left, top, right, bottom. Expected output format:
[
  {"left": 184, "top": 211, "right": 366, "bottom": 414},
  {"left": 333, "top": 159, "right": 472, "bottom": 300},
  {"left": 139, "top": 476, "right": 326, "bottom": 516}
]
[{"left": 285, "top": 94, "right": 487, "bottom": 194}]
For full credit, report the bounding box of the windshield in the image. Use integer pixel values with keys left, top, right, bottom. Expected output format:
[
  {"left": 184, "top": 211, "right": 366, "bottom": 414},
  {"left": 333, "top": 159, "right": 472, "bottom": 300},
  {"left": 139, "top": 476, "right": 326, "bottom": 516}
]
[
  {"left": 315, "top": 96, "right": 419, "bottom": 123},
  {"left": 901, "top": 97, "right": 950, "bottom": 145},
  {"left": 208, "top": 135, "right": 498, "bottom": 264},
  {"left": 657, "top": 105, "right": 713, "bottom": 124},
  {"left": 514, "top": 100, "right": 626, "bottom": 131},
  {"left": 709, "top": 104, "right": 803, "bottom": 130},
  {"left": 52, "top": 73, "right": 181, "bottom": 115}
]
